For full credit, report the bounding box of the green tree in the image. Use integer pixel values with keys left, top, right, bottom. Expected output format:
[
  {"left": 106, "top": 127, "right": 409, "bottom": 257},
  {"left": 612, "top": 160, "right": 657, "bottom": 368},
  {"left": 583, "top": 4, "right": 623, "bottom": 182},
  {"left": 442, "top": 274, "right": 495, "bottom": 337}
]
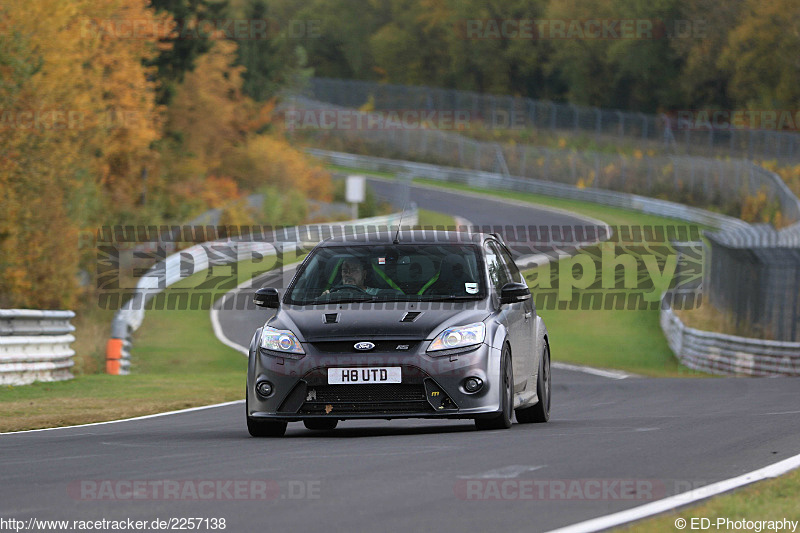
[{"left": 719, "top": 0, "right": 800, "bottom": 109}]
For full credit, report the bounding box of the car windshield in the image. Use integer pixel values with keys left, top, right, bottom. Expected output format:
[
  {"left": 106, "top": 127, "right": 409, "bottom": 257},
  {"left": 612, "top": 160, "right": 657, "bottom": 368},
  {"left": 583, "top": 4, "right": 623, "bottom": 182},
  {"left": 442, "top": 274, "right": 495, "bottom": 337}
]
[{"left": 284, "top": 244, "right": 486, "bottom": 304}]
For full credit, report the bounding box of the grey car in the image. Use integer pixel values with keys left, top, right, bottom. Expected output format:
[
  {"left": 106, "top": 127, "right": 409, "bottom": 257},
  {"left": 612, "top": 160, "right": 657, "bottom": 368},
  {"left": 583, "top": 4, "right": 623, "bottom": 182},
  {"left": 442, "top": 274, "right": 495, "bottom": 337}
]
[{"left": 246, "top": 230, "right": 551, "bottom": 436}]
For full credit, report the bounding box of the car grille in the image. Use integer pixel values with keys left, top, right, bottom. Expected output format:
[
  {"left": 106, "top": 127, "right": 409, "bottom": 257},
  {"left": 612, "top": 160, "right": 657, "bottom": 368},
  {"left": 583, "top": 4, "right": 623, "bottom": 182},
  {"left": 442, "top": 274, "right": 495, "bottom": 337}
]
[
  {"left": 309, "top": 341, "right": 421, "bottom": 354},
  {"left": 299, "top": 384, "right": 433, "bottom": 414}
]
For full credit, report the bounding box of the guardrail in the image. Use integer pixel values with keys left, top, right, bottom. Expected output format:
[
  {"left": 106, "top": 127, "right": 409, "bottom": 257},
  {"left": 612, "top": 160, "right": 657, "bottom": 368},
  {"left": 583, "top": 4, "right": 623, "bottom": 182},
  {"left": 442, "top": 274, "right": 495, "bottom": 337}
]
[
  {"left": 307, "top": 149, "right": 752, "bottom": 232},
  {"left": 0, "top": 310, "right": 76, "bottom": 385},
  {"left": 660, "top": 304, "right": 800, "bottom": 376},
  {"left": 290, "top": 95, "right": 800, "bottom": 225},
  {"left": 106, "top": 209, "right": 418, "bottom": 375}
]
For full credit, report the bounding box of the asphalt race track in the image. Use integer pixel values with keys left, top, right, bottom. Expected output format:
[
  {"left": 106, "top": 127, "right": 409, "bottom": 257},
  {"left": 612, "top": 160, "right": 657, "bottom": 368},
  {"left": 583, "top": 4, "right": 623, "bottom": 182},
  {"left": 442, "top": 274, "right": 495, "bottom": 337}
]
[{"left": 2, "top": 180, "right": 799, "bottom": 533}]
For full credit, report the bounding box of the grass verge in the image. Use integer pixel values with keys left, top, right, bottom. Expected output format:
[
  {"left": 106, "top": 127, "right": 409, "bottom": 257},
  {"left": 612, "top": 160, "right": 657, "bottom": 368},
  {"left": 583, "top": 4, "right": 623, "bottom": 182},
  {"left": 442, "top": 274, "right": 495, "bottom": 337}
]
[
  {"left": 416, "top": 208, "right": 456, "bottom": 228},
  {"left": 0, "top": 247, "right": 307, "bottom": 433},
  {"left": 620, "top": 467, "right": 800, "bottom": 532}
]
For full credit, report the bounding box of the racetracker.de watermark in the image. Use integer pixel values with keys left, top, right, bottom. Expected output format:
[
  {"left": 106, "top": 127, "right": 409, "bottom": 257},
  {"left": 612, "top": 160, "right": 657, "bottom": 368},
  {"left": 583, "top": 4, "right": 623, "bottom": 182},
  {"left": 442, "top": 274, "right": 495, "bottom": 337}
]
[
  {"left": 457, "top": 18, "right": 706, "bottom": 40},
  {"left": 80, "top": 18, "right": 321, "bottom": 40},
  {"left": 668, "top": 110, "right": 800, "bottom": 132},
  {"left": 68, "top": 479, "right": 320, "bottom": 501},
  {"left": 454, "top": 478, "right": 667, "bottom": 500},
  {"left": 284, "top": 109, "right": 490, "bottom": 131},
  {"left": 0, "top": 109, "right": 147, "bottom": 131}
]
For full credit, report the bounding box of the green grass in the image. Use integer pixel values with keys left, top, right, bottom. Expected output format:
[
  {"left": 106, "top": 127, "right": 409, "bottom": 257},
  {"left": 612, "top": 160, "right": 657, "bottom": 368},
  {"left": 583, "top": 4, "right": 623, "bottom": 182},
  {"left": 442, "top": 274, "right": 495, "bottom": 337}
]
[
  {"left": 620, "top": 468, "right": 800, "bottom": 532},
  {"left": 0, "top": 248, "right": 308, "bottom": 433},
  {"left": 416, "top": 208, "right": 456, "bottom": 228}
]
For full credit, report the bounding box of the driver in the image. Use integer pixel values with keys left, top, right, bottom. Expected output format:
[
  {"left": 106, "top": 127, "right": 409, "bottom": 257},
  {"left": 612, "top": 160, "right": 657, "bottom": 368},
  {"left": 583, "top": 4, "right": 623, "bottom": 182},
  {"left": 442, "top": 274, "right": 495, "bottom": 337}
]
[{"left": 324, "top": 259, "right": 380, "bottom": 295}]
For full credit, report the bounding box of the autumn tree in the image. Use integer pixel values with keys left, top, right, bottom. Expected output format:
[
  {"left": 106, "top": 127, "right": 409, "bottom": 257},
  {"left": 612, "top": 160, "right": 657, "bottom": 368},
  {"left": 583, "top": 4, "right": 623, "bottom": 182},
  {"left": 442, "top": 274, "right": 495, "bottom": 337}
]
[
  {"left": 0, "top": 0, "right": 170, "bottom": 308},
  {"left": 719, "top": 0, "right": 800, "bottom": 110}
]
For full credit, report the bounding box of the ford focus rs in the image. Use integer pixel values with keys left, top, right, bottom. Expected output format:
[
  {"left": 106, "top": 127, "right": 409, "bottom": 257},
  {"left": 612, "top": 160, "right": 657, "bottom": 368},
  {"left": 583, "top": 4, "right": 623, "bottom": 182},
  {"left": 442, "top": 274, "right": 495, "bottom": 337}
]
[{"left": 246, "top": 230, "right": 550, "bottom": 437}]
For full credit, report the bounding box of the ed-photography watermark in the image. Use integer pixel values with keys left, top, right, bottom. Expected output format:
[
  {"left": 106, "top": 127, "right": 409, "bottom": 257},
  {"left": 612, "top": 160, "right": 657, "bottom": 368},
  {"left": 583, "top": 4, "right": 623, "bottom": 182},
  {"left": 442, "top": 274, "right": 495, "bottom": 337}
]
[
  {"left": 93, "top": 224, "right": 703, "bottom": 312},
  {"left": 674, "top": 517, "right": 798, "bottom": 532}
]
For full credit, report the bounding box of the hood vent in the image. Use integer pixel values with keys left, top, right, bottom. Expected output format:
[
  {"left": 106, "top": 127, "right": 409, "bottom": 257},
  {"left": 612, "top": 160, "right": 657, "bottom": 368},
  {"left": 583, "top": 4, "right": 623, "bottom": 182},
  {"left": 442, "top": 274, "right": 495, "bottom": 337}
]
[
  {"left": 324, "top": 313, "right": 340, "bottom": 324},
  {"left": 401, "top": 311, "right": 422, "bottom": 323}
]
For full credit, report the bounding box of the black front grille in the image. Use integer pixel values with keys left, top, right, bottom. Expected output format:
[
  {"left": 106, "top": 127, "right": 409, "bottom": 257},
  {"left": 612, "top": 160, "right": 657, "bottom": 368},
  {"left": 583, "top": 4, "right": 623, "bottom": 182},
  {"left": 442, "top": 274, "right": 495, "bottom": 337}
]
[
  {"left": 300, "top": 384, "right": 433, "bottom": 415},
  {"left": 309, "top": 341, "right": 420, "bottom": 354},
  {"left": 307, "top": 384, "right": 426, "bottom": 402}
]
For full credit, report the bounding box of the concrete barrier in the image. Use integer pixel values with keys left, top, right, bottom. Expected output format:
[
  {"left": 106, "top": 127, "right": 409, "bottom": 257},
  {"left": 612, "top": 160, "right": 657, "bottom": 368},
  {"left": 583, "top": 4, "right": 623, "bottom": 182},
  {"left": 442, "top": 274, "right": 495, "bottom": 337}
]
[{"left": 660, "top": 302, "right": 800, "bottom": 376}]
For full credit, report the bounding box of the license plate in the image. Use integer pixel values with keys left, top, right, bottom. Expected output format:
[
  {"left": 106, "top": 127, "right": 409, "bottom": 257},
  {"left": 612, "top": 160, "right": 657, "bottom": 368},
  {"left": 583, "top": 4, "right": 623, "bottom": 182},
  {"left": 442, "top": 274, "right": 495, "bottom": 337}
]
[{"left": 328, "top": 367, "right": 402, "bottom": 384}]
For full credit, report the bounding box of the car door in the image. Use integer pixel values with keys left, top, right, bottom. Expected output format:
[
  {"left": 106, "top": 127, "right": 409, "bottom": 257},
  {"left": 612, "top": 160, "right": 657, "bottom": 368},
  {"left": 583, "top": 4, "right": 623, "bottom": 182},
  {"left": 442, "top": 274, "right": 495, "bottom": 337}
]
[
  {"left": 485, "top": 240, "right": 529, "bottom": 395},
  {"left": 496, "top": 241, "right": 536, "bottom": 387}
]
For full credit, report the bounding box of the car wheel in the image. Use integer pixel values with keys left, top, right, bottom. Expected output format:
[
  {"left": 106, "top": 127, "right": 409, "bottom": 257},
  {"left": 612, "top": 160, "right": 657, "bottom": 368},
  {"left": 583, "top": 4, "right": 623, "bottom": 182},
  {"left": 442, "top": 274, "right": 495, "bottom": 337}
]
[
  {"left": 516, "top": 343, "right": 550, "bottom": 424},
  {"left": 303, "top": 419, "right": 339, "bottom": 431},
  {"left": 247, "top": 416, "right": 287, "bottom": 437},
  {"left": 475, "top": 347, "right": 513, "bottom": 431},
  {"left": 246, "top": 391, "right": 288, "bottom": 437}
]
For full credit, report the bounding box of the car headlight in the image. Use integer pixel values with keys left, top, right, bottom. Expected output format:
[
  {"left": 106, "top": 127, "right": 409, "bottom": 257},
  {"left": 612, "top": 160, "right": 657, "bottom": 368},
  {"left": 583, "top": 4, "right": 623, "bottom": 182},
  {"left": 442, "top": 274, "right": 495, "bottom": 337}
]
[
  {"left": 428, "top": 322, "right": 485, "bottom": 354},
  {"left": 260, "top": 326, "right": 305, "bottom": 358}
]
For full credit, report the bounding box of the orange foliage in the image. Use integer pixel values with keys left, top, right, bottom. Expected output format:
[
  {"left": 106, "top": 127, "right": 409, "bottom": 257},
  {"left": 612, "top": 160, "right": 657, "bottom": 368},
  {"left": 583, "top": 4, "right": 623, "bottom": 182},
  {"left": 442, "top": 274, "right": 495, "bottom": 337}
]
[
  {"left": 0, "top": 0, "right": 170, "bottom": 308},
  {"left": 236, "top": 135, "right": 332, "bottom": 202},
  {"left": 201, "top": 176, "right": 241, "bottom": 208},
  {"left": 166, "top": 37, "right": 248, "bottom": 176}
]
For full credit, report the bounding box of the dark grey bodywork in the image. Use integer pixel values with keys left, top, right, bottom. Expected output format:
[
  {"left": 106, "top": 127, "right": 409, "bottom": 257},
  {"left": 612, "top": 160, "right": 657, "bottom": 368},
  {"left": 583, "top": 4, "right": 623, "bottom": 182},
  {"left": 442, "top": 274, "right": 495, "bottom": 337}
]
[{"left": 246, "top": 231, "right": 549, "bottom": 425}]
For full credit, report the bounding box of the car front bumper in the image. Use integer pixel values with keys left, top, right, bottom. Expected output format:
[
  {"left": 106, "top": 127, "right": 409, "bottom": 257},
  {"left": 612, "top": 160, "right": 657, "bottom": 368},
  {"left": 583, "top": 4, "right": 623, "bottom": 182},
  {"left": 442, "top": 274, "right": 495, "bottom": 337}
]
[{"left": 247, "top": 343, "right": 503, "bottom": 421}]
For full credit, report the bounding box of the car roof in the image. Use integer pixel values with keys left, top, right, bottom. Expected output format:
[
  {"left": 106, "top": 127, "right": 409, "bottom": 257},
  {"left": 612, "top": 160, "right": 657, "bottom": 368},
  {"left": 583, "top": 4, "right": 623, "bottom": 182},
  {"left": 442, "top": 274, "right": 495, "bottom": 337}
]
[{"left": 315, "top": 229, "right": 493, "bottom": 247}]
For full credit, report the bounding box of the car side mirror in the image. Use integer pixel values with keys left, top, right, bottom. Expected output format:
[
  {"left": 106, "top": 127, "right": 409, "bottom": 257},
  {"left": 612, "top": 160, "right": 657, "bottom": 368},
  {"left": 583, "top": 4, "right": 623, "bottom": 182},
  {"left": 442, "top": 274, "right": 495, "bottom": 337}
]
[
  {"left": 499, "top": 282, "right": 531, "bottom": 305},
  {"left": 254, "top": 287, "right": 280, "bottom": 309}
]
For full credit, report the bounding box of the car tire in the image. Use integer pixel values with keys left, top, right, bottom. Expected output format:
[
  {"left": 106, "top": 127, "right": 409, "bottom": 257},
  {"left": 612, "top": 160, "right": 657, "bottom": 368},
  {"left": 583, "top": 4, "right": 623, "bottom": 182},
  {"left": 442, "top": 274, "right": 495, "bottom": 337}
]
[
  {"left": 303, "top": 419, "right": 339, "bottom": 431},
  {"left": 475, "top": 347, "right": 513, "bottom": 431},
  {"left": 516, "top": 343, "right": 550, "bottom": 424},
  {"left": 247, "top": 416, "right": 287, "bottom": 437},
  {"left": 246, "top": 391, "right": 288, "bottom": 437}
]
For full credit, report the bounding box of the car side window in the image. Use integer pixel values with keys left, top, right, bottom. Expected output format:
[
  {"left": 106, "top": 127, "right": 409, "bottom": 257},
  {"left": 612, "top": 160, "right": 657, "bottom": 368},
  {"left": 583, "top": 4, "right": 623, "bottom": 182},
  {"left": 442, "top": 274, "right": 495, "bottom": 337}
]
[
  {"left": 484, "top": 241, "right": 511, "bottom": 292},
  {"left": 497, "top": 243, "right": 522, "bottom": 282}
]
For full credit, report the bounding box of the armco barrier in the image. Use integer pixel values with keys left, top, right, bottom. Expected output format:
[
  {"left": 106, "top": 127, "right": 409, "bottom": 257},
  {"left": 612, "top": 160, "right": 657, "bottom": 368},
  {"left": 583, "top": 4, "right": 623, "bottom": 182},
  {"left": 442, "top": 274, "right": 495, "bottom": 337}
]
[
  {"left": 106, "top": 209, "right": 418, "bottom": 375},
  {"left": 0, "top": 310, "right": 76, "bottom": 385},
  {"left": 307, "top": 149, "right": 752, "bottom": 232},
  {"left": 660, "top": 304, "right": 800, "bottom": 376}
]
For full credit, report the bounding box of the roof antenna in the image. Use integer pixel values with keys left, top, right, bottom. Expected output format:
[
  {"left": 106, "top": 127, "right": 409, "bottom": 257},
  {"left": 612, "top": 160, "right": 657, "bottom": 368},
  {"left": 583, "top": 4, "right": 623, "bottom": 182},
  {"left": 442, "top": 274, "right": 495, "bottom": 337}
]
[
  {"left": 393, "top": 199, "right": 408, "bottom": 245},
  {"left": 393, "top": 172, "right": 412, "bottom": 245}
]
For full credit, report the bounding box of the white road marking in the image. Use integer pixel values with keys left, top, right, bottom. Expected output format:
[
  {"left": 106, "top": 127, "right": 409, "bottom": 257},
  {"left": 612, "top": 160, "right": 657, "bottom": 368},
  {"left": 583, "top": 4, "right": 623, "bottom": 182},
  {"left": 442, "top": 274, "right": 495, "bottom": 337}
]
[
  {"left": 545, "top": 452, "right": 800, "bottom": 533},
  {"left": 0, "top": 400, "right": 244, "bottom": 436},
  {"left": 766, "top": 410, "right": 800, "bottom": 415},
  {"left": 552, "top": 361, "right": 634, "bottom": 380},
  {"left": 458, "top": 465, "right": 546, "bottom": 479},
  {"left": 210, "top": 263, "right": 302, "bottom": 356}
]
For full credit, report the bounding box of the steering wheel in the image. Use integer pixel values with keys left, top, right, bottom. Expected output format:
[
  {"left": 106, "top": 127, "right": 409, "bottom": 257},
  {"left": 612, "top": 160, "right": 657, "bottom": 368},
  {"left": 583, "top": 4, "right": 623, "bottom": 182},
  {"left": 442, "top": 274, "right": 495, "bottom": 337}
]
[{"left": 329, "top": 284, "right": 370, "bottom": 294}]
